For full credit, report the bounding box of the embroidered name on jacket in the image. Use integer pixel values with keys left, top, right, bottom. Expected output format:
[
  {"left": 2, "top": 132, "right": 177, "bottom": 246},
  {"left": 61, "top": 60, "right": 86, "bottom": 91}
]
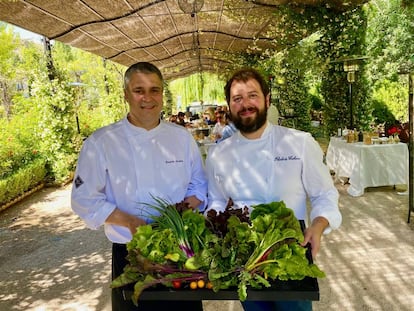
[
  {"left": 274, "top": 155, "right": 300, "bottom": 161},
  {"left": 165, "top": 159, "right": 184, "bottom": 164}
]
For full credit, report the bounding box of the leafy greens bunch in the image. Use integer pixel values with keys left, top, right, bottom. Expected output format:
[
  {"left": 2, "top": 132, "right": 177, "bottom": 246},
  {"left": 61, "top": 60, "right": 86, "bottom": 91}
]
[{"left": 111, "top": 199, "right": 325, "bottom": 305}]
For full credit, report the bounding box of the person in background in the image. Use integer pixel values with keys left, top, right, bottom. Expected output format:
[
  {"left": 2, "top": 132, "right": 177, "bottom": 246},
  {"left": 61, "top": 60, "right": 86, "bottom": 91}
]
[
  {"left": 176, "top": 111, "right": 186, "bottom": 126},
  {"left": 216, "top": 112, "right": 237, "bottom": 143},
  {"left": 215, "top": 105, "right": 223, "bottom": 113},
  {"left": 184, "top": 111, "right": 193, "bottom": 123},
  {"left": 400, "top": 122, "right": 409, "bottom": 143},
  {"left": 71, "top": 62, "right": 207, "bottom": 311},
  {"left": 212, "top": 110, "right": 226, "bottom": 141},
  {"left": 202, "top": 111, "right": 211, "bottom": 124},
  {"left": 168, "top": 114, "right": 178, "bottom": 123},
  {"left": 203, "top": 107, "right": 217, "bottom": 125},
  {"left": 205, "top": 68, "right": 342, "bottom": 311},
  {"left": 190, "top": 112, "right": 200, "bottom": 121}
]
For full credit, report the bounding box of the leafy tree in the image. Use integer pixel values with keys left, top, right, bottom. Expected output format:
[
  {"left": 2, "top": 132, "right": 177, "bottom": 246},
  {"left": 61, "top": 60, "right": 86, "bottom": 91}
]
[
  {"left": 164, "top": 82, "right": 173, "bottom": 117},
  {"left": 371, "top": 98, "right": 397, "bottom": 126},
  {"left": 29, "top": 69, "right": 82, "bottom": 184},
  {"left": 52, "top": 41, "right": 126, "bottom": 137},
  {"left": 169, "top": 72, "right": 226, "bottom": 113},
  {"left": 0, "top": 31, "right": 127, "bottom": 184},
  {"left": 0, "top": 23, "right": 20, "bottom": 120},
  {"left": 372, "top": 79, "right": 409, "bottom": 122},
  {"left": 366, "top": 0, "right": 413, "bottom": 123},
  {"left": 366, "top": 0, "right": 414, "bottom": 82},
  {"left": 269, "top": 48, "right": 312, "bottom": 132},
  {"left": 317, "top": 6, "right": 370, "bottom": 134},
  {"left": 0, "top": 24, "right": 47, "bottom": 183}
]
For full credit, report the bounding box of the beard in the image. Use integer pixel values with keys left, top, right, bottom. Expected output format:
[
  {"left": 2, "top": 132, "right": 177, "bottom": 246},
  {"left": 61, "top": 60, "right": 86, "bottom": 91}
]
[{"left": 231, "top": 106, "right": 268, "bottom": 133}]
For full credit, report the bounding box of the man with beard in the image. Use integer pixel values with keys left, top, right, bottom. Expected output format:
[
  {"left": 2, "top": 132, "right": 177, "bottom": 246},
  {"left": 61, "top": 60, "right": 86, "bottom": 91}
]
[{"left": 205, "top": 68, "right": 342, "bottom": 311}]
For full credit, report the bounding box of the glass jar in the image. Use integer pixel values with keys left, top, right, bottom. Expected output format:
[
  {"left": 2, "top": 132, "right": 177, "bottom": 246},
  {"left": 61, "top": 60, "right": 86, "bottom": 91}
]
[{"left": 363, "top": 132, "right": 372, "bottom": 145}]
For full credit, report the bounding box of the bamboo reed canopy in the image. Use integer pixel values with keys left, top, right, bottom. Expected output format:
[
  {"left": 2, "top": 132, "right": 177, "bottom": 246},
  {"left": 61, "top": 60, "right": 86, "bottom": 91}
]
[{"left": 0, "top": 0, "right": 367, "bottom": 80}]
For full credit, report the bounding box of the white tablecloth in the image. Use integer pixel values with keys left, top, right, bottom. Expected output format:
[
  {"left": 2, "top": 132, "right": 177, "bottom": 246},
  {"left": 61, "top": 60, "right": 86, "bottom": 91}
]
[{"left": 326, "top": 137, "right": 409, "bottom": 196}]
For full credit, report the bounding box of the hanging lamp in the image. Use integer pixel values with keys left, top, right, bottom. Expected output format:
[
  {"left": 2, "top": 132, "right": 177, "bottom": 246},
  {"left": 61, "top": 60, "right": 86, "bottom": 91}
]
[{"left": 178, "top": 0, "right": 204, "bottom": 17}]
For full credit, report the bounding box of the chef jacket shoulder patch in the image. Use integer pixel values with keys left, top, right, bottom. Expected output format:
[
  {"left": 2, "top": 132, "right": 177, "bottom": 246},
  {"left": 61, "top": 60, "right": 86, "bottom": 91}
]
[{"left": 74, "top": 175, "right": 84, "bottom": 188}]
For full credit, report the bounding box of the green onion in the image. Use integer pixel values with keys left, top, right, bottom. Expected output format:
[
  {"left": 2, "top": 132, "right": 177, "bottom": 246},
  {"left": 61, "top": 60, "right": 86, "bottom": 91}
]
[{"left": 144, "top": 196, "right": 195, "bottom": 258}]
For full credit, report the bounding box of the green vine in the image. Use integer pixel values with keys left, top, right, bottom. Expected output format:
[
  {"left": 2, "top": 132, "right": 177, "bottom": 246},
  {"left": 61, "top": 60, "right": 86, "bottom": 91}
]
[
  {"left": 217, "top": 3, "right": 370, "bottom": 135},
  {"left": 30, "top": 70, "right": 82, "bottom": 184},
  {"left": 317, "top": 7, "right": 370, "bottom": 133}
]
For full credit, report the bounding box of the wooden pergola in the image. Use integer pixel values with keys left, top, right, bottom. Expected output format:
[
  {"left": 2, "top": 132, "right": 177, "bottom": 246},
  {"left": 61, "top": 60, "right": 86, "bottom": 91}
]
[{"left": 0, "top": 0, "right": 367, "bottom": 80}]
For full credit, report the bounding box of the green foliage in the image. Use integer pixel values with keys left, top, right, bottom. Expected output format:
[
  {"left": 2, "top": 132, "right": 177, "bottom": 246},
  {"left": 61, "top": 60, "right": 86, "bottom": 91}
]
[
  {"left": 77, "top": 102, "right": 124, "bottom": 137},
  {"left": 309, "top": 93, "right": 323, "bottom": 111},
  {"left": 366, "top": 0, "right": 414, "bottom": 82},
  {"left": 0, "top": 30, "right": 126, "bottom": 189},
  {"left": 365, "top": 0, "right": 412, "bottom": 123},
  {"left": 0, "top": 157, "right": 46, "bottom": 205},
  {"left": 0, "top": 23, "right": 20, "bottom": 119},
  {"left": 0, "top": 114, "right": 42, "bottom": 179},
  {"left": 321, "top": 68, "right": 348, "bottom": 132},
  {"left": 271, "top": 48, "right": 312, "bottom": 132},
  {"left": 371, "top": 98, "right": 397, "bottom": 126},
  {"left": 318, "top": 7, "right": 370, "bottom": 134},
  {"left": 372, "top": 78, "right": 408, "bottom": 122},
  {"left": 50, "top": 42, "right": 126, "bottom": 137},
  {"left": 76, "top": 74, "right": 126, "bottom": 138},
  {"left": 29, "top": 71, "right": 83, "bottom": 184},
  {"left": 214, "top": 5, "right": 371, "bottom": 135},
  {"left": 0, "top": 24, "right": 18, "bottom": 76},
  {"left": 164, "top": 83, "right": 173, "bottom": 117},
  {"left": 169, "top": 72, "right": 226, "bottom": 113}
]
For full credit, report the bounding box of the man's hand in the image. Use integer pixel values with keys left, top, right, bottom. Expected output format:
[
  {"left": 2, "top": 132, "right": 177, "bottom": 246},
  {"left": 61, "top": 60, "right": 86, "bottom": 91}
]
[
  {"left": 183, "top": 195, "right": 203, "bottom": 209},
  {"left": 300, "top": 216, "right": 329, "bottom": 259},
  {"left": 105, "top": 208, "right": 146, "bottom": 235}
]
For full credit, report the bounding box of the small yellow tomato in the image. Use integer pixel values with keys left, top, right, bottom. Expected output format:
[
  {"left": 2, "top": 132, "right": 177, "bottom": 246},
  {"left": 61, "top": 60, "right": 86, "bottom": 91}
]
[
  {"left": 197, "top": 279, "right": 205, "bottom": 288},
  {"left": 190, "top": 281, "right": 198, "bottom": 290}
]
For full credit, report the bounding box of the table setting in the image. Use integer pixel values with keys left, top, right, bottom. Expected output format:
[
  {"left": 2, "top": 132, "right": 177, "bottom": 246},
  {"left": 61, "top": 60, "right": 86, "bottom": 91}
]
[{"left": 326, "top": 135, "right": 408, "bottom": 197}]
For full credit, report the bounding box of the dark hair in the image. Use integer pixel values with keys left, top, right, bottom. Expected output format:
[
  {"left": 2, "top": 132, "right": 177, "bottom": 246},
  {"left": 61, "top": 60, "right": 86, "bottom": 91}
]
[
  {"left": 224, "top": 68, "right": 269, "bottom": 104},
  {"left": 124, "top": 62, "right": 163, "bottom": 89}
]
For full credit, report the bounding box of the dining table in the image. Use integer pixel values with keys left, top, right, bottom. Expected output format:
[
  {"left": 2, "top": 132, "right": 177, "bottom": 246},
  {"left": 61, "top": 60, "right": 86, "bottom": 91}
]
[{"left": 326, "top": 136, "right": 409, "bottom": 197}]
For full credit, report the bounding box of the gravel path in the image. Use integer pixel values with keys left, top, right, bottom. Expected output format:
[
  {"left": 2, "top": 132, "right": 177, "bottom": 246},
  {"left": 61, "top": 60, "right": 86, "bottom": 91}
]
[{"left": 0, "top": 183, "right": 412, "bottom": 311}]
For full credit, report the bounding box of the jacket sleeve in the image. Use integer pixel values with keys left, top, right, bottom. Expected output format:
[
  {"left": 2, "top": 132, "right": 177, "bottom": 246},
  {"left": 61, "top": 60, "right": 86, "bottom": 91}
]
[
  {"left": 185, "top": 137, "right": 208, "bottom": 210},
  {"left": 71, "top": 137, "right": 117, "bottom": 230},
  {"left": 302, "top": 134, "right": 342, "bottom": 233}
]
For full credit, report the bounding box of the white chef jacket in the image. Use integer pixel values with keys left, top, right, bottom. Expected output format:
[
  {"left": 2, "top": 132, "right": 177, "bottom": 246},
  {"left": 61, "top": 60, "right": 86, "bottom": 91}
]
[
  {"left": 71, "top": 117, "right": 208, "bottom": 244},
  {"left": 205, "top": 122, "right": 341, "bottom": 233}
]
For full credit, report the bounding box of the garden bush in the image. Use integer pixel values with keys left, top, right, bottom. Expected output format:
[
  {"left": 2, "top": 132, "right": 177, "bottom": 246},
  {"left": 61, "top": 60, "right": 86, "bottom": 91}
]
[
  {"left": 0, "top": 116, "right": 42, "bottom": 180},
  {"left": 0, "top": 157, "right": 46, "bottom": 206}
]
